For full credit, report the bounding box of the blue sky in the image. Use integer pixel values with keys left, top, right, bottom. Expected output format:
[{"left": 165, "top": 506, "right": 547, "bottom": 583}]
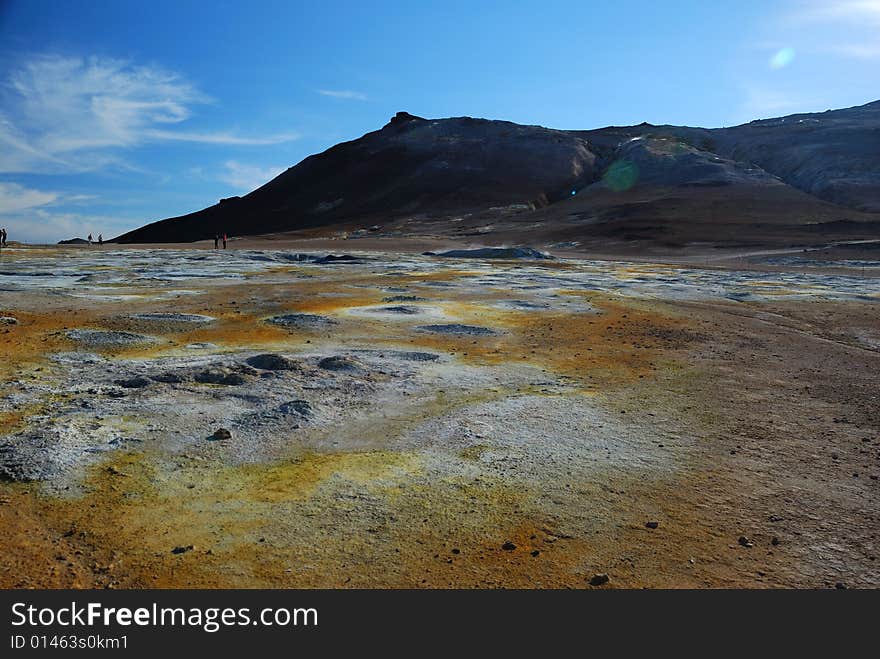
[{"left": 0, "top": 0, "right": 878, "bottom": 243}]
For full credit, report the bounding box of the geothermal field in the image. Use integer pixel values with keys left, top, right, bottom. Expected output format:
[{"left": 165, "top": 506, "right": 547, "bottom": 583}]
[{"left": 0, "top": 243, "right": 878, "bottom": 588}]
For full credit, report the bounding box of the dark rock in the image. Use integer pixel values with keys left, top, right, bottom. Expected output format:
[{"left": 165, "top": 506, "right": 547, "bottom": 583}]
[
  {"left": 314, "top": 254, "right": 361, "bottom": 264},
  {"left": 531, "top": 550, "right": 541, "bottom": 557},
  {"left": 381, "top": 305, "right": 421, "bottom": 314},
  {"left": 195, "top": 370, "right": 246, "bottom": 386},
  {"left": 210, "top": 428, "right": 232, "bottom": 441},
  {"left": 171, "top": 545, "right": 194, "bottom": 554},
  {"left": 589, "top": 573, "right": 610, "bottom": 586},
  {"left": 114, "top": 376, "right": 152, "bottom": 389},
  {"left": 645, "top": 521, "right": 660, "bottom": 529},
  {"left": 247, "top": 354, "right": 299, "bottom": 371},
  {"left": 835, "top": 582, "right": 847, "bottom": 590},
  {"left": 501, "top": 541, "right": 517, "bottom": 551},
  {"left": 417, "top": 324, "right": 499, "bottom": 336},
  {"left": 771, "top": 536, "right": 780, "bottom": 546},
  {"left": 151, "top": 372, "right": 187, "bottom": 384},
  {"left": 430, "top": 247, "right": 551, "bottom": 260},
  {"left": 738, "top": 536, "right": 754, "bottom": 548}
]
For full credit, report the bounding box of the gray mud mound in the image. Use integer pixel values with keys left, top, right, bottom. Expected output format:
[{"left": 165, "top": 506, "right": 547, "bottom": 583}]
[
  {"left": 383, "top": 295, "right": 427, "bottom": 302},
  {"left": 115, "top": 376, "right": 152, "bottom": 389},
  {"left": 129, "top": 313, "right": 215, "bottom": 325},
  {"left": 380, "top": 305, "right": 422, "bottom": 314},
  {"left": 278, "top": 400, "right": 313, "bottom": 417},
  {"left": 318, "top": 355, "right": 364, "bottom": 372},
  {"left": 151, "top": 372, "right": 187, "bottom": 383},
  {"left": 267, "top": 313, "right": 337, "bottom": 330},
  {"left": 66, "top": 329, "right": 156, "bottom": 348},
  {"left": 426, "top": 247, "right": 551, "bottom": 260},
  {"left": 194, "top": 369, "right": 247, "bottom": 386},
  {"left": 417, "top": 323, "right": 499, "bottom": 336},
  {"left": 246, "top": 353, "right": 299, "bottom": 371}
]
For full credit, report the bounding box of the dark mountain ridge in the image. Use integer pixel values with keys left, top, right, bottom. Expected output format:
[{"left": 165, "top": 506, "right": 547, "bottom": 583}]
[{"left": 114, "top": 102, "right": 880, "bottom": 248}]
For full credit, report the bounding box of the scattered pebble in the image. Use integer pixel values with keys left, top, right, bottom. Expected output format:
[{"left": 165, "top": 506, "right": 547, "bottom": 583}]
[{"left": 589, "top": 573, "right": 610, "bottom": 586}]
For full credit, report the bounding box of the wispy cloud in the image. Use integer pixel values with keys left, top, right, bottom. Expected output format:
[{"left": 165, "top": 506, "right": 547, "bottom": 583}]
[
  {"left": 146, "top": 129, "right": 299, "bottom": 145},
  {"left": 0, "top": 54, "right": 298, "bottom": 174},
  {"left": 780, "top": 0, "right": 880, "bottom": 59},
  {"left": 218, "top": 160, "right": 287, "bottom": 192},
  {"left": 0, "top": 182, "right": 58, "bottom": 213},
  {"left": 793, "top": 0, "right": 880, "bottom": 26},
  {"left": 317, "top": 89, "right": 368, "bottom": 101}
]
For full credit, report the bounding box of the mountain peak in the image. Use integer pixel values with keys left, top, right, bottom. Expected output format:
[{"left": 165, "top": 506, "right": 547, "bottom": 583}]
[{"left": 387, "top": 111, "right": 426, "bottom": 127}]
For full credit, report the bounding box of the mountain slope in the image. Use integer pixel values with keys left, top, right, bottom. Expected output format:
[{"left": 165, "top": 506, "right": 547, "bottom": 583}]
[{"left": 114, "top": 102, "right": 880, "bottom": 247}]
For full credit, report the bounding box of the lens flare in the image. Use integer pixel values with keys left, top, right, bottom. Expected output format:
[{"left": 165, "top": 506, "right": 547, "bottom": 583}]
[
  {"left": 769, "top": 47, "right": 796, "bottom": 69},
  {"left": 602, "top": 159, "right": 639, "bottom": 192}
]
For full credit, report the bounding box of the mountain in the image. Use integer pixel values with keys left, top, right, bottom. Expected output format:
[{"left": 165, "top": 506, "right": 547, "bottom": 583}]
[{"left": 114, "top": 102, "right": 880, "bottom": 249}]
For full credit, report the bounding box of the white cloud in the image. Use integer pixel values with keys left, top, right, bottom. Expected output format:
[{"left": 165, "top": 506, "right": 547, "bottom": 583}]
[
  {"left": 317, "top": 89, "right": 368, "bottom": 101},
  {"left": 0, "top": 54, "right": 298, "bottom": 174},
  {"left": 0, "top": 182, "right": 58, "bottom": 213},
  {"left": 794, "top": 0, "right": 880, "bottom": 26},
  {"left": 219, "top": 160, "right": 286, "bottom": 192},
  {"left": 779, "top": 0, "right": 880, "bottom": 60},
  {"left": 0, "top": 209, "right": 138, "bottom": 244}
]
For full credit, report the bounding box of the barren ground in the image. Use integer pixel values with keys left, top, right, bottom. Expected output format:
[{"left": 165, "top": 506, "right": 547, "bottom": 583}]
[{"left": 0, "top": 243, "right": 877, "bottom": 588}]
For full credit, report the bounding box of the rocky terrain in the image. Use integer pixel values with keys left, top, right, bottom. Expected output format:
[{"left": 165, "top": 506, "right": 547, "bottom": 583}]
[
  {"left": 114, "top": 102, "right": 880, "bottom": 251},
  {"left": 0, "top": 244, "right": 877, "bottom": 588}
]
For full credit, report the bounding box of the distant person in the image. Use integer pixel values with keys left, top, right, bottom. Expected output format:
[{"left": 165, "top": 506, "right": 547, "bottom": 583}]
[
  {"left": 87, "top": 233, "right": 93, "bottom": 245},
  {"left": 98, "top": 234, "right": 103, "bottom": 246},
  {"left": 0, "top": 228, "right": 6, "bottom": 247},
  {"left": 222, "top": 233, "right": 227, "bottom": 249},
  {"left": 214, "top": 234, "right": 219, "bottom": 249}
]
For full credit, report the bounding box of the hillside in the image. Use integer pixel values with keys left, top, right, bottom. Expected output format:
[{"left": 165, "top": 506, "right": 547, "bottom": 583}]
[{"left": 114, "top": 102, "right": 880, "bottom": 249}]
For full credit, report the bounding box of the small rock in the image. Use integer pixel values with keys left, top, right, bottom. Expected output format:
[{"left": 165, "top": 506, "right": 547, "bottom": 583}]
[
  {"left": 771, "top": 536, "right": 780, "bottom": 546},
  {"left": 171, "top": 545, "right": 194, "bottom": 555},
  {"left": 738, "top": 536, "right": 754, "bottom": 548},
  {"left": 531, "top": 550, "right": 541, "bottom": 557},
  {"left": 211, "top": 428, "right": 232, "bottom": 441},
  {"left": 835, "top": 582, "right": 847, "bottom": 590},
  {"left": 501, "top": 541, "right": 517, "bottom": 551},
  {"left": 645, "top": 521, "right": 660, "bottom": 529},
  {"left": 589, "top": 573, "right": 610, "bottom": 586},
  {"left": 0, "top": 316, "right": 18, "bottom": 325}
]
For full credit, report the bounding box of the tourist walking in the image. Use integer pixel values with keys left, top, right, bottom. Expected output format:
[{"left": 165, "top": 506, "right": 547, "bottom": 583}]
[
  {"left": 98, "top": 234, "right": 103, "bottom": 246},
  {"left": 214, "top": 234, "right": 219, "bottom": 249},
  {"left": 0, "top": 228, "right": 6, "bottom": 247},
  {"left": 87, "top": 233, "right": 93, "bottom": 245},
  {"left": 222, "top": 233, "right": 228, "bottom": 249}
]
